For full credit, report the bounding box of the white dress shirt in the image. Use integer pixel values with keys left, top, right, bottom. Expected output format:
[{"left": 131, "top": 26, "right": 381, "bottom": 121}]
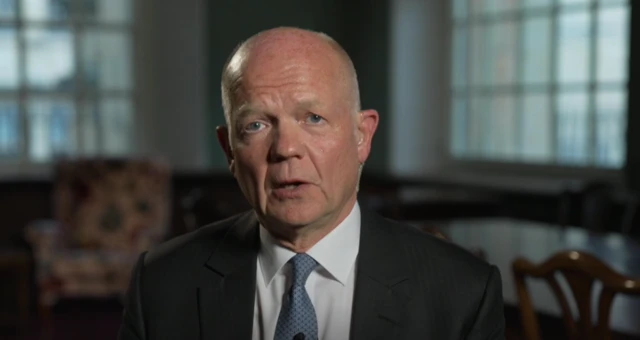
[{"left": 252, "top": 202, "right": 361, "bottom": 340}]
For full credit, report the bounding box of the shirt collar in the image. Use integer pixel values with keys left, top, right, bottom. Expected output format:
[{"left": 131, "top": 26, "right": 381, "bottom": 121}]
[{"left": 258, "top": 201, "right": 361, "bottom": 287}]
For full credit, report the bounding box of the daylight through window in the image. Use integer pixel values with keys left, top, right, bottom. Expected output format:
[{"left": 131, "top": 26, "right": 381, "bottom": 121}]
[
  {"left": 450, "top": 0, "right": 630, "bottom": 169},
  {"left": 0, "top": 0, "right": 133, "bottom": 163}
]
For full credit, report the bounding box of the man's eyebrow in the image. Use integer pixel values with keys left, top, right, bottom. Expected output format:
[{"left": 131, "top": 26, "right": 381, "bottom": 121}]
[
  {"left": 297, "top": 98, "right": 321, "bottom": 110},
  {"left": 233, "top": 104, "right": 259, "bottom": 122},
  {"left": 232, "top": 99, "right": 321, "bottom": 124}
]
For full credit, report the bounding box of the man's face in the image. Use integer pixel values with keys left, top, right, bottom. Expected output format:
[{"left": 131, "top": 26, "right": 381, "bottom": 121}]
[{"left": 218, "top": 41, "right": 377, "bottom": 232}]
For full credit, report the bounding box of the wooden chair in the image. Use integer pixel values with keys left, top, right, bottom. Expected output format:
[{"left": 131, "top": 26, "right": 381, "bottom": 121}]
[{"left": 512, "top": 251, "right": 640, "bottom": 340}]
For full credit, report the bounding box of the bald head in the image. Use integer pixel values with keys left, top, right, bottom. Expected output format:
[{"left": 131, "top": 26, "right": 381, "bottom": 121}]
[{"left": 221, "top": 27, "right": 360, "bottom": 127}]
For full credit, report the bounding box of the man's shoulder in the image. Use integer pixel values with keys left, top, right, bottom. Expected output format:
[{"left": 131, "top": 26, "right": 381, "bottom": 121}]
[{"left": 143, "top": 211, "right": 252, "bottom": 267}]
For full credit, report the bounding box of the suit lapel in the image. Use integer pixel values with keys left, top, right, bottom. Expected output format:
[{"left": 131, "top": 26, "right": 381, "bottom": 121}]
[
  {"left": 350, "top": 210, "right": 413, "bottom": 340},
  {"left": 194, "top": 208, "right": 415, "bottom": 340},
  {"left": 198, "top": 211, "right": 259, "bottom": 340}
]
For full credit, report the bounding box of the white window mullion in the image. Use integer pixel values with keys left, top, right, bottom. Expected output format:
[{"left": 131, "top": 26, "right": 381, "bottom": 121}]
[
  {"left": 515, "top": 9, "right": 524, "bottom": 161},
  {"left": 550, "top": 0, "right": 559, "bottom": 164},
  {"left": 587, "top": 1, "right": 600, "bottom": 167},
  {"left": 463, "top": 0, "right": 471, "bottom": 156}
]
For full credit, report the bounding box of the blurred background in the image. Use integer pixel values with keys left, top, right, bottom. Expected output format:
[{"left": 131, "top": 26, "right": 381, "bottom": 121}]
[{"left": 0, "top": 0, "right": 639, "bottom": 339}]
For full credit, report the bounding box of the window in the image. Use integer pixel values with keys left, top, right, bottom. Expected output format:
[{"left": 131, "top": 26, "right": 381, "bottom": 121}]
[
  {"left": 450, "top": 0, "right": 630, "bottom": 169},
  {"left": 0, "top": 0, "right": 133, "bottom": 164}
]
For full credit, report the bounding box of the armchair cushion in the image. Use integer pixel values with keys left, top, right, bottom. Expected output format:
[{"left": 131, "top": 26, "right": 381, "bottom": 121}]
[{"left": 54, "top": 158, "right": 171, "bottom": 251}]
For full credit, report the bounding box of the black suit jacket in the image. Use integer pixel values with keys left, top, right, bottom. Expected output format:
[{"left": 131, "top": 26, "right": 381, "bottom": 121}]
[{"left": 119, "top": 209, "right": 505, "bottom": 339}]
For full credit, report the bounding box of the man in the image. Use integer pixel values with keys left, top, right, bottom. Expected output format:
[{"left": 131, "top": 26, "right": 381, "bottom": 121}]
[{"left": 119, "top": 27, "right": 504, "bottom": 340}]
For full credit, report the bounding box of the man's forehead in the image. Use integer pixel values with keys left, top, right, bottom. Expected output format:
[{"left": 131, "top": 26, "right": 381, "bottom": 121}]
[
  {"left": 239, "top": 32, "right": 345, "bottom": 75},
  {"left": 233, "top": 61, "right": 339, "bottom": 107},
  {"left": 222, "top": 28, "right": 359, "bottom": 123},
  {"left": 233, "top": 95, "right": 323, "bottom": 115},
  {"left": 250, "top": 29, "right": 333, "bottom": 54}
]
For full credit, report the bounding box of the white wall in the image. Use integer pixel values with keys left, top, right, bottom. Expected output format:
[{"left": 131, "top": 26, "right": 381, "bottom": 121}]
[{"left": 389, "top": 0, "right": 450, "bottom": 177}]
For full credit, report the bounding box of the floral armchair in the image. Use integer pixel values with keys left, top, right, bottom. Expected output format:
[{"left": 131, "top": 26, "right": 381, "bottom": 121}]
[{"left": 25, "top": 158, "right": 171, "bottom": 313}]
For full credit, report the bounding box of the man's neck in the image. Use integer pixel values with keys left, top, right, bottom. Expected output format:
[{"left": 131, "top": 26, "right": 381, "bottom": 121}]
[{"left": 263, "top": 197, "right": 357, "bottom": 253}]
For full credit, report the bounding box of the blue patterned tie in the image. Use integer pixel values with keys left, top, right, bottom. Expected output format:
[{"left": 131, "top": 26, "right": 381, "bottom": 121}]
[{"left": 274, "top": 253, "right": 319, "bottom": 340}]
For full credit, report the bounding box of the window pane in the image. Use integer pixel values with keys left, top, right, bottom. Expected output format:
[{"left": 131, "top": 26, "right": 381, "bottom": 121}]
[
  {"left": 472, "top": 21, "right": 517, "bottom": 87},
  {"left": 595, "top": 91, "right": 625, "bottom": 168},
  {"left": 470, "top": 0, "right": 486, "bottom": 14},
  {"left": 471, "top": 0, "right": 517, "bottom": 14},
  {"left": 521, "top": 93, "right": 552, "bottom": 162},
  {"left": 522, "top": 0, "right": 552, "bottom": 8},
  {"left": 598, "top": 0, "right": 627, "bottom": 4},
  {"left": 490, "top": 20, "right": 517, "bottom": 86},
  {"left": 597, "top": 6, "right": 629, "bottom": 83},
  {"left": 556, "top": 92, "right": 588, "bottom": 164},
  {"left": 494, "top": 0, "right": 518, "bottom": 13},
  {"left": 28, "top": 98, "right": 76, "bottom": 161},
  {"left": 522, "top": 16, "right": 551, "bottom": 84},
  {"left": 0, "top": 0, "right": 16, "bottom": 19},
  {"left": 0, "top": 100, "right": 20, "bottom": 159},
  {"left": 557, "top": 10, "right": 591, "bottom": 84},
  {"left": 82, "top": 30, "right": 131, "bottom": 90},
  {"left": 80, "top": 0, "right": 131, "bottom": 23},
  {"left": 451, "top": 27, "right": 468, "bottom": 89},
  {"left": 559, "top": 0, "right": 592, "bottom": 5},
  {"left": 26, "top": 28, "right": 74, "bottom": 90},
  {"left": 471, "top": 24, "right": 491, "bottom": 86},
  {"left": 452, "top": 0, "right": 468, "bottom": 20},
  {"left": 488, "top": 94, "right": 517, "bottom": 159},
  {"left": 468, "top": 95, "right": 490, "bottom": 156},
  {"left": 22, "top": 0, "right": 70, "bottom": 21},
  {"left": 0, "top": 28, "right": 18, "bottom": 88},
  {"left": 450, "top": 96, "right": 468, "bottom": 156},
  {"left": 100, "top": 98, "right": 132, "bottom": 155}
]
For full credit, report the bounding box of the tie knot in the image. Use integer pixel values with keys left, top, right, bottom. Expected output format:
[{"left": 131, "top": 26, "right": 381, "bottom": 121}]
[{"left": 290, "top": 253, "right": 317, "bottom": 286}]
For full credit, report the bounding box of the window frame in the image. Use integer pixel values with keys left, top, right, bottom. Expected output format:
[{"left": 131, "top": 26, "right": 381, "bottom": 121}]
[{"left": 0, "top": 0, "right": 137, "bottom": 175}]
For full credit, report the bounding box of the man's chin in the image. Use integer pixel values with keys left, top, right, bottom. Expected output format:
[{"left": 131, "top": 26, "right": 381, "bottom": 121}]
[
  {"left": 262, "top": 206, "right": 323, "bottom": 229},
  {"left": 267, "top": 214, "right": 317, "bottom": 229}
]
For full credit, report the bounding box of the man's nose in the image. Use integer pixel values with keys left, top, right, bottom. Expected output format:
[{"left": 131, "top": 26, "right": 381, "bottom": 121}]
[{"left": 269, "top": 122, "right": 304, "bottom": 162}]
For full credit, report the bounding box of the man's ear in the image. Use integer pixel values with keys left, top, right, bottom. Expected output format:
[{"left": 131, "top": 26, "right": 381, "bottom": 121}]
[
  {"left": 356, "top": 109, "right": 379, "bottom": 164},
  {"left": 216, "top": 126, "right": 235, "bottom": 173}
]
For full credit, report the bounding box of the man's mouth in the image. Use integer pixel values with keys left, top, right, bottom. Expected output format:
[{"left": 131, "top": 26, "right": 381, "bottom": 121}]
[
  {"left": 270, "top": 180, "right": 310, "bottom": 198},
  {"left": 275, "top": 181, "right": 306, "bottom": 189}
]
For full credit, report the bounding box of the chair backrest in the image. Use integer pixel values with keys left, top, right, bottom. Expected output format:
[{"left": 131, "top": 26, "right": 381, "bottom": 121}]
[
  {"left": 53, "top": 157, "right": 171, "bottom": 252},
  {"left": 512, "top": 251, "right": 640, "bottom": 340}
]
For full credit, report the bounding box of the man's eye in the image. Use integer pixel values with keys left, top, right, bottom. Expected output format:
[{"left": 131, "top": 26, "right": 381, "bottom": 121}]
[
  {"left": 244, "top": 122, "right": 265, "bottom": 132},
  {"left": 307, "top": 114, "right": 324, "bottom": 124}
]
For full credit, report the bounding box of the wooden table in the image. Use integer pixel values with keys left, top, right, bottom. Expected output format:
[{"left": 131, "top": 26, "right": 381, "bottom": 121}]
[{"left": 409, "top": 218, "right": 640, "bottom": 336}]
